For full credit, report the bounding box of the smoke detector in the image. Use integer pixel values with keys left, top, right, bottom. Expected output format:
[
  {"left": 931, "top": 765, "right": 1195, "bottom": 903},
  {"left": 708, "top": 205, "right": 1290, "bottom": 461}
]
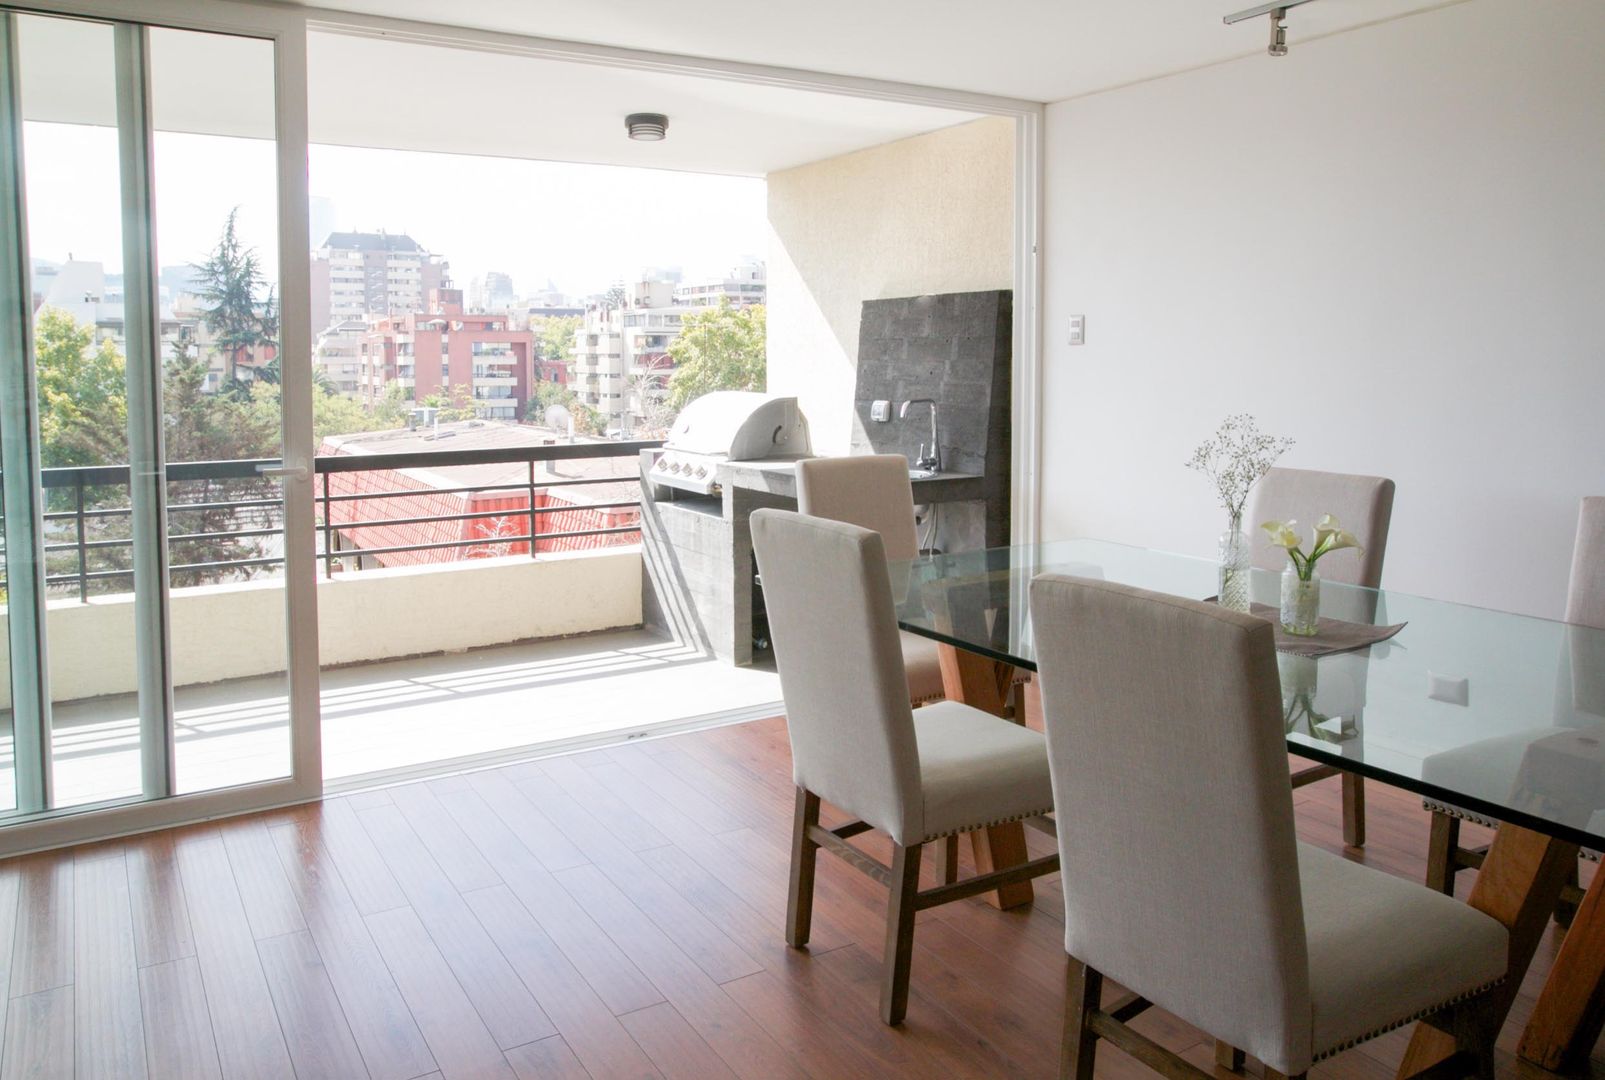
[{"left": 625, "top": 113, "right": 669, "bottom": 142}]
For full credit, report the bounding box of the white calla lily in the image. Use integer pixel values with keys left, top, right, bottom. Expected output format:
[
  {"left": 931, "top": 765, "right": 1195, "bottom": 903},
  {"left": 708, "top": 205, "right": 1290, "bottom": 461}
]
[
  {"left": 1260, "top": 519, "right": 1301, "bottom": 550},
  {"left": 1323, "top": 528, "right": 1363, "bottom": 554},
  {"left": 1313, "top": 514, "right": 1341, "bottom": 546}
]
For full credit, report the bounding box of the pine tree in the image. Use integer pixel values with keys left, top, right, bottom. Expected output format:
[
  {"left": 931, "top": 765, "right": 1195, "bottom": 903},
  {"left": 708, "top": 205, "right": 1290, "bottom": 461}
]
[{"left": 193, "top": 207, "right": 274, "bottom": 390}]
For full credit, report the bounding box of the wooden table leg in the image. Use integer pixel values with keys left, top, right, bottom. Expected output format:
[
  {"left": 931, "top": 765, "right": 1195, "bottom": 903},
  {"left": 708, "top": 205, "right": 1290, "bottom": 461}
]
[
  {"left": 1396, "top": 824, "right": 1579, "bottom": 1078},
  {"left": 936, "top": 643, "right": 1034, "bottom": 910},
  {"left": 1518, "top": 857, "right": 1605, "bottom": 1071}
]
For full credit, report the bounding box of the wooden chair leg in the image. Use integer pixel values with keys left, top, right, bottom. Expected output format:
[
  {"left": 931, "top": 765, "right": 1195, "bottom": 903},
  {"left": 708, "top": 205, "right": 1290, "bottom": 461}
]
[
  {"left": 1519, "top": 860, "right": 1605, "bottom": 1071},
  {"left": 1341, "top": 772, "right": 1365, "bottom": 847},
  {"left": 1554, "top": 860, "right": 1581, "bottom": 929},
  {"left": 1060, "top": 958, "right": 1101, "bottom": 1080},
  {"left": 881, "top": 842, "right": 923, "bottom": 1026},
  {"left": 787, "top": 788, "right": 820, "bottom": 948},
  {"left": 932, "top": 835, "right": 960, "bottom": 885},
  {"left": 1425, "top": 810, "right": 1461, "bottom": 895},
  {"left": 1214, "top": 1040, "right": 1245, "bottom": 1072},
  {"left": 1448, "top": 992, "right": 1500, "bottom": 1080}
]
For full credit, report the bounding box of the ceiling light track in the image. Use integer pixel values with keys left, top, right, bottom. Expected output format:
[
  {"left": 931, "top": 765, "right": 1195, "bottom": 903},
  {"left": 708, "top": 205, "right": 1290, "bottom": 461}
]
[{"left": 1222, "top": 0, "right": 1319, "bottom": 57}]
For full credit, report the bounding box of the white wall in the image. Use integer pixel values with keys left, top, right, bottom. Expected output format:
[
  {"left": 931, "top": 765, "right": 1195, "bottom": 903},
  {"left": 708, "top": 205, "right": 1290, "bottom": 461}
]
[
  {"left": 9, "top": 549, "right": 642, "bottom": 703},
  {"left": 767, "top": 116, "right": 1015, "bottom": 454},
  {"left": 1041, "top": 0, "right": 1605, "bottom": 618}
]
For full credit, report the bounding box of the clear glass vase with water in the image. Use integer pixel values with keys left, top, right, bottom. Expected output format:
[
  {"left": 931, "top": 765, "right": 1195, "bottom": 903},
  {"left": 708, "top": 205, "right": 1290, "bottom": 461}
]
[{"left": 1217, "top": 513, "right": 1252, "bottom": 612}]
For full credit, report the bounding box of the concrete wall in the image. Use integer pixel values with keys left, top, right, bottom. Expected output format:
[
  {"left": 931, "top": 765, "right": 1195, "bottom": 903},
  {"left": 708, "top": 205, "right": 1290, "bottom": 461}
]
[
  {"left": 8, "top": 548, "right": 642, "bottom": 704},
  {"left": 1040, "top": 0, "right": 1605, "bottom": 619},
  {"left": 766, "top": 116, "right": 1014, "bottom": 455}
]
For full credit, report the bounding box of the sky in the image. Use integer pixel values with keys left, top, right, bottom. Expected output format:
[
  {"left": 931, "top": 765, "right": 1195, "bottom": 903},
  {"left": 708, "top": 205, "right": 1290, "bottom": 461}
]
[{"left": 22, "top": 122, "right": 768, "bottom": 299}]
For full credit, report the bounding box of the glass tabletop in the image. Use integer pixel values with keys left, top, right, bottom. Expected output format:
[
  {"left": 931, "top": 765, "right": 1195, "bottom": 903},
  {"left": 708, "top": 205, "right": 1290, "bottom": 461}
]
[{"left": 892, "top": 539, "right": 1605, "bottom": 850}]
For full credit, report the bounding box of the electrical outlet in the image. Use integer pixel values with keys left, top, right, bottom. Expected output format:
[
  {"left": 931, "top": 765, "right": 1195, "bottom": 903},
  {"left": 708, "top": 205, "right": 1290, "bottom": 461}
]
[
  {"left": 870, "top": 400, "right": 892, "bottom": 422},
  {"left": 1068, "top": 315, "right": 1085, "bottom": 346},
  {"left": 1428, "top": 672, "right": 1469, "bottom": 706}
]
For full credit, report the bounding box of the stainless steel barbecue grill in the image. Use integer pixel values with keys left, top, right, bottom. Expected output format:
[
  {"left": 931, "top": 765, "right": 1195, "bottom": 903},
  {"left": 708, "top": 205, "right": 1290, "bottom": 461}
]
[{"left": 647, "top": 391, "right": 811, "bottom": 496}]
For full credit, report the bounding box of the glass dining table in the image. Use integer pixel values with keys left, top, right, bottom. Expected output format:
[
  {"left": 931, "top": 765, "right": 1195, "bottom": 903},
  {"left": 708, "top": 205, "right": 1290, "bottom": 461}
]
[{"left": 892, "top": 538, "right": 1605, "bottom": 1077}]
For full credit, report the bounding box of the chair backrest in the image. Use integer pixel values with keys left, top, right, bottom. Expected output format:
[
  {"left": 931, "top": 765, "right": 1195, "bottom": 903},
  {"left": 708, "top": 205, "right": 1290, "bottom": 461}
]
[
  {"left": 1250, "top": 467, "right": 1395, "bottom": 588},
  {"left": 750, "top": 509, "right": 925, "bottom": 844},
  {"left": 1567, "top": 497, "right": 1605, "bottom": 629},
  {"left": 1029, "top": 575, "right": 1313, "bottom": 1072},
  {"left": 795, "top": 455, "right": 919, "bottom": 560}
]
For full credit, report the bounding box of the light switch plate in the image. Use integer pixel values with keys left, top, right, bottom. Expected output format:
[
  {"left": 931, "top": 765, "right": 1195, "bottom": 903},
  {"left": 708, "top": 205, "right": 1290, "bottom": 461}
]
[
  {"left": 1428, "top": 671, "right": 1470, "bottom": 706},
  {"left": 870, "top": 400, "right": 892, "bottom": 422},
  {"left": 1068, "top": 315, "right": 1085, "bottom": 346}
]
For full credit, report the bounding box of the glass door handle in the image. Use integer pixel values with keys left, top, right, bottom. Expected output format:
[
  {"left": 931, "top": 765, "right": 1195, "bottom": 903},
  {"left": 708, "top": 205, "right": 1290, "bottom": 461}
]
[{"left": 256, "top": 461, "right": 309, "bottom": 481}]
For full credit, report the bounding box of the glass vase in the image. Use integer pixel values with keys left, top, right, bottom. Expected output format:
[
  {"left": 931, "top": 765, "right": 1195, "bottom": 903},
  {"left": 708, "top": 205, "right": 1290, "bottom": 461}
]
[
  {"left": 1281, "top": 567, "right": 1321, "bottom": 636},
  {"left": 1217, "top": 513, "right": 1251, "bottom": 613}
]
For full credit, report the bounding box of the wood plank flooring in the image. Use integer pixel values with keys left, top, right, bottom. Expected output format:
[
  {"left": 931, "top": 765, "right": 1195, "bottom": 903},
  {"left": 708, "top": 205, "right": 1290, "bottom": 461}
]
[{"left": 3, "top": 694, "right": 1603, "bottom": 1079}]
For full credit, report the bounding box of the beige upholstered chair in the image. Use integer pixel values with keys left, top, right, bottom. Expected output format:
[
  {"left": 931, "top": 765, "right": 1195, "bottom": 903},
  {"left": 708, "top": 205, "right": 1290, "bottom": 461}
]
[
  {"left": 795, "top": 454, "right": 946, "bottom": 706},
  {"left": 1426, "top": 496, "right": 1605, "bottom": 898},
  {"left": 750, "top": 509, "right": 1059, "bottom": 1025},
  {"left": 1251, "top": 467, "right": 1396, "bottom": 847},
  {"left": 1030, "top": 575, "right": 1506, "bottom": 1080}
]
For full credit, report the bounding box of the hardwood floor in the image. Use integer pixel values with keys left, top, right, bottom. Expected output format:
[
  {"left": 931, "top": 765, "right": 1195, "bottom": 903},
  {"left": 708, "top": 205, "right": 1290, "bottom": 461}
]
[{"left": 3, "top": 696, "right": 1602, "bottom": 1079}]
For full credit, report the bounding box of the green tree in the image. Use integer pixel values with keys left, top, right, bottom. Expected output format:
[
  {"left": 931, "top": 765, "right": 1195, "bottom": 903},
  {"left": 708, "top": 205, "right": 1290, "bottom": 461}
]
[
  {"left": 161, "top": 349, "right": 275, "bottom": 586},
  {"left": 243, "top": 381, "right": 382, "bottom": 442},
  {"left": 664, "top": 300, "right": 765, "bottom": 411},
  {"left": 35, "top": 306, "right": 127, "bottom": 468},
  {"left": 531, "top": 315, "right": 581, "bottom": 361},
  {"left": 253, "top": 353, "right": 335, "bottom": 396},
  {"left": 419, "top": 385, "right": 479, "bottom": 422},
  {"left": 524, "top": 380, "right": 602, "bottom": 435},
  {"left": 193, "top": 207, "right": 275, "bottom": 389},
  {"left": 370, "top": 381, "right": 413, "bottom": 429},
  {"left": 626, "top": 369, "right": 675, "bottom": 438}
]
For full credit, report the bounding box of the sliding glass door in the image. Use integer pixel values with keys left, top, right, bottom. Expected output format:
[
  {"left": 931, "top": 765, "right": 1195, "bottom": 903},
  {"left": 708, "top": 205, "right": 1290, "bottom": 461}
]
[{"left": 0, "top": 1, "right": 317, "bottom": 849}]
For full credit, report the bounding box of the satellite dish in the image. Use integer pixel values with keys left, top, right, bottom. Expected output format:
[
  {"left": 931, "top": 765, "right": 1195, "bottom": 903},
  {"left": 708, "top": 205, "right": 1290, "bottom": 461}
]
[{"left": 544, "top": 404, "right": 574, "bottom": 439}]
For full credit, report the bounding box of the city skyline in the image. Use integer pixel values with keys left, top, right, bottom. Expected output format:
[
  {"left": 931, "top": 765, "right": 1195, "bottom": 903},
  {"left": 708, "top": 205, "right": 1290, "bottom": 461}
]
[{"left": 21, "top": 122, "right": 768, "bottom": 303}]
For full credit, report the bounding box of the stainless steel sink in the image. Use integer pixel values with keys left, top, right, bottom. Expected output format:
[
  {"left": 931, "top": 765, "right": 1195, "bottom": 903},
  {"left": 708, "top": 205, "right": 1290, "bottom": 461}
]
[{"left": 908, "top": 468, "right": 938, "bottom": 480}]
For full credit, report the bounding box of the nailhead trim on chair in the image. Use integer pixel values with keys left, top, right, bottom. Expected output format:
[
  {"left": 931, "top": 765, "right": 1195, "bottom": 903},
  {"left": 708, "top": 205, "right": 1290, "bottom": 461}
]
[
  {"left": 1422, "top": 800, "right": 1601, "bottom": 860},
  {"left": 921, "top": 806, "right": 1056, "bottom": 843},
  {"left": 1309, "top": 978, "right": 1506, "bottom": 1064},
  {"left": 1422, "top": 798, "right": 1499, "bottom": 829},
  {"left": 911, "top": 670, "right": 1030, "bottom": 708}
]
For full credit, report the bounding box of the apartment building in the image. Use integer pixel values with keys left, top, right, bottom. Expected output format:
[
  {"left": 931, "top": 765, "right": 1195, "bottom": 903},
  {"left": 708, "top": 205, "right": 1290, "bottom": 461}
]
[
  {"left": 310, "top": 230, "right": 447, "bottom": 331},
  {"left": 571, "top": 263, "right": 764, "bottom": 427},
  {"left": 571, "top": 279, "right": 674, "bottom": 426},
  {"left": 359, "top": 287, "right": 536, "bottom": 419},
  {"left": 673, "top": 259, "right": 766, "bottom": 307},
  {"left": 313, "top": 319, "right": 366, "bottom": 398}
]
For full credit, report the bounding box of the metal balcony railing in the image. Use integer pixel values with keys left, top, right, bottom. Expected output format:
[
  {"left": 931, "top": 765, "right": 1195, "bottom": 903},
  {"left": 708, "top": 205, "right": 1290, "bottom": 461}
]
[{"left": 9, "top": 439, "right": 662, "bottom": 601}]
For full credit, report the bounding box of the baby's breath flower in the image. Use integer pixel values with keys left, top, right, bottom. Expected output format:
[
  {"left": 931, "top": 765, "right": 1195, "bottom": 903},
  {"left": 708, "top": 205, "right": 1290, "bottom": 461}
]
[{"left": 1186, "top": 413, "right": 1293, "bottom": 520}]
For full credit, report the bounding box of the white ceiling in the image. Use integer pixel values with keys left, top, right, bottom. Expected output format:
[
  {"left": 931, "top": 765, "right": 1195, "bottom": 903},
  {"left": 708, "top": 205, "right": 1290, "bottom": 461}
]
[
  {"left": 13, "top": 11, "right": 985, "bottom": 177},
  {"left": 288, "top": 0, "right": 1453, "bottom": 103},
  {"left": 305, "top": 33, "right": 985, "bottom": 176}
]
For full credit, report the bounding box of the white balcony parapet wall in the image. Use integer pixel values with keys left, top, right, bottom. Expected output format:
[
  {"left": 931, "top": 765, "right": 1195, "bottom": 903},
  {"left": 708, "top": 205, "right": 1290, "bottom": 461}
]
[{"left": 3, "top": 547, "right": 642, "bottom": 705}]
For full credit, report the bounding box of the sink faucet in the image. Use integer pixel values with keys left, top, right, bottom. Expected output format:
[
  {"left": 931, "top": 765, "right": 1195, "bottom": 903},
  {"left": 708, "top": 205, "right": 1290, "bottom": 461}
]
[{"left": 899, "top": 398, "right": 940, "bottom": 472}]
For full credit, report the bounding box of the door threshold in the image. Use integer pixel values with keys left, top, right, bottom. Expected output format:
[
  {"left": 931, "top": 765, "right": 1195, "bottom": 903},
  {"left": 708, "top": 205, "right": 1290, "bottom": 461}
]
[{"left": 322, "top": 699, "right": 784, "bottom": 796}]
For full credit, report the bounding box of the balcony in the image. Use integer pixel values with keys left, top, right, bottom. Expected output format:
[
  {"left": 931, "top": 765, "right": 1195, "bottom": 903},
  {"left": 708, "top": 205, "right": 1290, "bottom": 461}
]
[{"left": 0, "top": 438, "right": 781, "bottom": 808}]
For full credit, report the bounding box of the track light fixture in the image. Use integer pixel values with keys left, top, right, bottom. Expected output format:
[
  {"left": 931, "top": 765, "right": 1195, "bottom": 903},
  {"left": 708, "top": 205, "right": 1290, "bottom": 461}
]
[{"left": 1223, "top": 0, "right": 1317, "bottom": 57}]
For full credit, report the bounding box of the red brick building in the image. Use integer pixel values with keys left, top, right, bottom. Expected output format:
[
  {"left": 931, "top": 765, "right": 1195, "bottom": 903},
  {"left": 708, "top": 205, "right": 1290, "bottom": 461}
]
[
  {"left": 318, "top": 421, "right": 640, "bottom": 570},
  {"left": 360, "top": 289, "right": 538, "bottom": 420}
]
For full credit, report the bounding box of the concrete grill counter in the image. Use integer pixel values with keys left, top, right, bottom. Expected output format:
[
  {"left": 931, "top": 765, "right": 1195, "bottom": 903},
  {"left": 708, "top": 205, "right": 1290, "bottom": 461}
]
[
  {"left": 640, "top": 458, "right": 992, "bottom": 665},
  {"left": 640, "top": 288, "right": 1013, "bottom": 666}
]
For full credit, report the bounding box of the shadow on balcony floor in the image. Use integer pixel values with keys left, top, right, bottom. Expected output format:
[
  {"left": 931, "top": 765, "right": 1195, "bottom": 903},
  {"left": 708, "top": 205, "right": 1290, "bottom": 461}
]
[{"left": 0, "top": 628, "right": 781, "bottom": 811}]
